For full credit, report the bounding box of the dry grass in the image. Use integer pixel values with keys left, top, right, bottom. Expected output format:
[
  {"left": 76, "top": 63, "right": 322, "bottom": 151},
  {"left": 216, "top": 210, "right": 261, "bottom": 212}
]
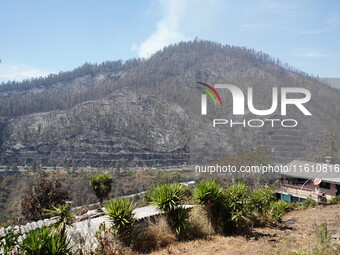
[
  {"left": 133, "top": 217, "right": 176, "bottom": 253},
  {"left": 98, "top": 243, "right": 136, "bottom": 255},
  {"left": 147, "top": 217, "right": 176, "bottom": 248},
  {"left": 149, "top": 204, "right": 340, "bottom": 255},
  {"left": 184, "top": 206, "right": 214, "bottom": 238}
]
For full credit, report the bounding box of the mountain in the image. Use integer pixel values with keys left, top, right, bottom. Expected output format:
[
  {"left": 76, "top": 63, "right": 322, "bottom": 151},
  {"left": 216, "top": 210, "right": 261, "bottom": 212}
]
[{"left": 0, "top": 40, "right": 339, "bottom": 167}]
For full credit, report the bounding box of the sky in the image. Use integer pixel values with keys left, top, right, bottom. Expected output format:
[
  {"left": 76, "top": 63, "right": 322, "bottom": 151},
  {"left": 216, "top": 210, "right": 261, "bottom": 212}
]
[{"left": 0, "top": 0, "right": 339, "bottom": 83}]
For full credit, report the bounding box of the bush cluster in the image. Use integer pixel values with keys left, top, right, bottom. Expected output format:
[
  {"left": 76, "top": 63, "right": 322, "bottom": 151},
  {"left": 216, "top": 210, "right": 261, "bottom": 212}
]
[
  {"left": 2, "top": 179, "right": 298, "bottom": 254},
  {"left": 97, "top": 179, "right": 293, "bottom": 254}
]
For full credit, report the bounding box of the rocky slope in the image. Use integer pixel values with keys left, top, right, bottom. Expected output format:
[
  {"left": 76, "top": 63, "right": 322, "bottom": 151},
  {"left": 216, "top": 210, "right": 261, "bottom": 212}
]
[{"left": 0, "top": 40, "right": 339, "bottom": 166}]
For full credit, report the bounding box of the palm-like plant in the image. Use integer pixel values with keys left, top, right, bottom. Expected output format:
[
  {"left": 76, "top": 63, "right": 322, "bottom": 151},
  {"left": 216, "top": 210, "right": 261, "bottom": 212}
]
[
  {"left": 151, "top": 183, "right": 185, "bottom": 212},
  {"left": 150, "top": 183, "right": 188, "bottom": 236},
  {"left": 89, "top": 172, "right": 113, "bottom": 205},
  {"left": 20, "top": 226, "right": 72, "bottom": 255},
  {"left": 193, "top": 179, "right": 224, "bottom": 233},
  {"left": 168, "top": 207, "right": 190, "bottom": 236},
  {"left": 103, "top": 197, "right": 135, "bottom": 245},
  {"left": 46, "top": 203, "right": 75, "bottom": 238}
]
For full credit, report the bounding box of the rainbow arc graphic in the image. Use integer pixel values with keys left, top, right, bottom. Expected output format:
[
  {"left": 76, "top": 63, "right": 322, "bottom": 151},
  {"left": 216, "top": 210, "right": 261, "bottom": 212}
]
[{"left": 197, "top": 82, "right": 223, "bottom": 115}]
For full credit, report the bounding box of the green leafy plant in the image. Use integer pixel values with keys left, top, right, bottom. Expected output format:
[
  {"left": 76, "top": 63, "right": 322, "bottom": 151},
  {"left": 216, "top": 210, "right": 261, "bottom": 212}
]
[
  {"left": 46, "top": 203, "right": 75, "bottom": 238},
  {"left": 150, "top": 183, "right": 188, "bottom": 237},
  {"left": 193, "top": 179, "right": 224, "bottom": 233},
  {"left": 0, "top": 228, "right": 19, "bottom": 255},
  {"left": 20, "top": 226, "right": 72, "bottom": 255},
  {"left": 224, "top": 182, "right": 250, "bottom": 233},
  {"left": 103, "top": 197, "right": 136, "bottom": 245},
  {"left": 151, "top": 183, "right": 185, "bottom": 212},
  {"left": 248, "top": 185, "right": 275, "bottom": 215},
  {"left": 168, "top": 206, "right": 190, "bottom": 236},
  {"left": 329, "top": 195, "right": 340, "bottom": 204},
  {"left": 269, "top": 200, "right": 292, "bottom": 223},
  {"left": 302, "top": 197, "right": 318, "bottom": 209},
  {"left": 89, "top": 172, "right": 113, "bottom": 205}
]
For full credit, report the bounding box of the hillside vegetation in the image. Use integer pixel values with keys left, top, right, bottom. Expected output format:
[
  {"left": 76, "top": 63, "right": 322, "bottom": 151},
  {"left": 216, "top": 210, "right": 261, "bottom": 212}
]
[{"left": 0, "top": 40, "right": 339, "bottom": 167}]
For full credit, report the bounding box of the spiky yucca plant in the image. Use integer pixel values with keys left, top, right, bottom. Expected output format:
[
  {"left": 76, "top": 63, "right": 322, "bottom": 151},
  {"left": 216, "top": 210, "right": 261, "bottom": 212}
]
[
  {"left": 46, "top": 203, "right": 75, "bottom": 238},
  {"left": 150, "top": 183, "right": 188, "bottom": 237},
  {"left": 20, "top": 226, "right": 71, "bottom": 255},
  {"left": 103, "top": 197, "right": 135, "bottom": 245},
  {"left": 169, "top": 207, "right": 190, "bottom": 236},
  {"left": 89, "top": 172, "right": 113, "bottom": 205},
  {"left": 193, "top": 179, "right": 224, "bottom": 233},
  {"left": 150, "top": 183, "right": 185, "bottom": 212}
]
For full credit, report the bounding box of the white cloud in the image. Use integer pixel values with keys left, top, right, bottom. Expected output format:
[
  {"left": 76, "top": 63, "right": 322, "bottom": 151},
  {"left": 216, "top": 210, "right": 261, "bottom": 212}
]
[
  {"left": 136, "top": 0, "right": 189, "bottom": 58},
  {"left": 133, "top": 0, "right": 222, "bottom": 59},
  {"left": 0, "top": 64, "right": 53, "bottom": 82}
]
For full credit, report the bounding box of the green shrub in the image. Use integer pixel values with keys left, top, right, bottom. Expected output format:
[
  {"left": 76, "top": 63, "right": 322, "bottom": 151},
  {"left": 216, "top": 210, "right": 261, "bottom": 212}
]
[
  {"left": 329, "top": 195, "right": 340, "bottom": 204},
  {"left": 269, "top": 200, "right": 292, "bottom": 223},
  {"left": 103, "top": 197, "right": 136, "bottom": 245},
  {"left": 248, "top": 185, "right": 275, "bottom": 215},
  {"left": 150, "top": 183, "right": 185, "bottom": 212},
  {"left": 0, "top": 228, "right": 19, "bottom": 255},
  {"left": 168, "top": 207, "right": 190, "bottom": 237},
  {"left": 302, "top": 197, "right": 318, "bottom": 209},
  {"left": 89, "top": 172, "right": 113, "bottom": 205},
  {"left": 193, "top": 179, "right": 224, "bottom": 233},
  {"left": 46, "top": 204, "right": 75, "bottom": 238},
  {"left": 20, "top": 226, "right": 72, "bottom": 255},
  {"left": 150, "top": 183, "right": 188, "bottom": 237},
  {"left": 224, "top": 183, "right": 250, "bottom": 233}
]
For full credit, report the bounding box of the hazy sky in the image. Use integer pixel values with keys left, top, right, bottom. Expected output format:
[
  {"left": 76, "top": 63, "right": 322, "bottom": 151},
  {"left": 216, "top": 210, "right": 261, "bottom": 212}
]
[{"left": 0, "top": 0, "right": 339, "bottom": 83}]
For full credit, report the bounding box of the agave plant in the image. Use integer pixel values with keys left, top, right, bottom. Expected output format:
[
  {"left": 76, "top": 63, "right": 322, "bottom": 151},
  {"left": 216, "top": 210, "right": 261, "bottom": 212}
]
[
  {"left": 46, "top": 203, "right": 75, "bottom": 238},
  {"left": 150, "top": 183, "right": 188, "bottom": 236},
  {"left": 193, "top": 179, "right": 224, "bottom": 233},
  {"left": 103, "top": 197, "right": 136, "bottom": 245},
  {"left": 20, "top": 226, "right": 72, "bottom": 255}
]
